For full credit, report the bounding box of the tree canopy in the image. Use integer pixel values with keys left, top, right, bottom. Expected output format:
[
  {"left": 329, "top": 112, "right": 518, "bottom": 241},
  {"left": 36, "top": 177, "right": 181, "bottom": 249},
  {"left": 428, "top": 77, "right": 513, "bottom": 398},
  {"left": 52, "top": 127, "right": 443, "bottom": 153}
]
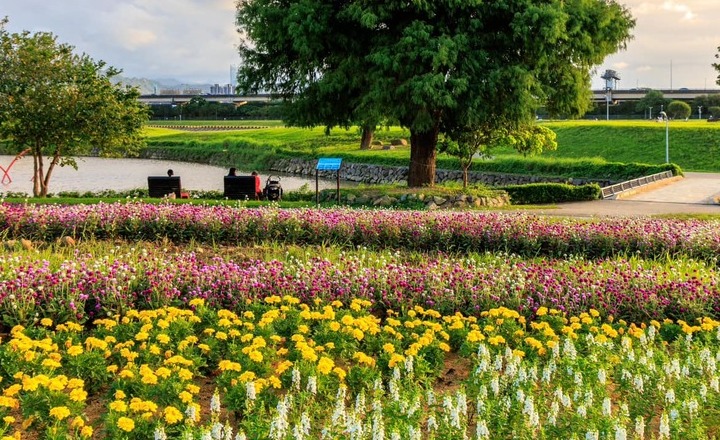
[
  {"left": 0, "top": 18, "right": 149, "bottom": 197},
  {"left": 236, "top": 0, "right": 634, "bottom": 186},
  {"left": 666, "top": 101, "right": 691, "bottom": 120}
]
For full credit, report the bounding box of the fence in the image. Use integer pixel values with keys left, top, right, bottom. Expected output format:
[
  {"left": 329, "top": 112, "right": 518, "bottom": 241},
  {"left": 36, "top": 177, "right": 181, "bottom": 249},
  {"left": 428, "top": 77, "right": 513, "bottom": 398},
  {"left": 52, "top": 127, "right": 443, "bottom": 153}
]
[{"left": 600, "top": 171, "right": 674, "bottom": 199}]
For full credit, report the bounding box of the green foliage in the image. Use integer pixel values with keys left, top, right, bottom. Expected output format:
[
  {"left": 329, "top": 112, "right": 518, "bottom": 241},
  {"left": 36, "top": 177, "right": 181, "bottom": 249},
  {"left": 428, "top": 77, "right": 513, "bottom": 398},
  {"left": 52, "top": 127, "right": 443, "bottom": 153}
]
[
  {"left": 0, "top": 19, "right": 150, "bottom": 197},
  {"left": 502, "top": 183, "right": 601, "bottom": 205},
  {"left": 709, "top": 106, "right": 720, "bottom": 118},
  {"left": 667, "top": 101, "right": 691, "bottom": 120},
  {"left": 634, "top": 90, "right": 670, "bottom": 114},
  {"left": 236, "top": 0, "right": 635, "bottom": 186}
]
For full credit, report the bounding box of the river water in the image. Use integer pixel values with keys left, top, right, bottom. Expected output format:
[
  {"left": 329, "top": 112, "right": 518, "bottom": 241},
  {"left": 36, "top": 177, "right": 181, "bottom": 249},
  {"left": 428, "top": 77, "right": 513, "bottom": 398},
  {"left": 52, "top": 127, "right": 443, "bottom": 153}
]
[{"left": 0, "top": 155, "right": 345, "bottom": 195}]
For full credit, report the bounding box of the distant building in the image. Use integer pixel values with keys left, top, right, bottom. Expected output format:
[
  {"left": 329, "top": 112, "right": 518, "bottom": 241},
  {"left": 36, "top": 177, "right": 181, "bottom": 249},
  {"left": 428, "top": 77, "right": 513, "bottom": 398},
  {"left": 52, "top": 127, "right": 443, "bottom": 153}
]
[{"left": 210, "top": 84, "right": 235, "bottom": 95}]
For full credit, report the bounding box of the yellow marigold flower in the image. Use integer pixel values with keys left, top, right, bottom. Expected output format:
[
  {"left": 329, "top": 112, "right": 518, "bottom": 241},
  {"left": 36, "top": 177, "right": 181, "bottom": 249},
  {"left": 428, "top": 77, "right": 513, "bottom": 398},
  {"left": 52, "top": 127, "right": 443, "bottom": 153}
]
[
  {"left": 466, "top": 330, "right": 485, "bottom": 343},
  {"left": 248, "top": 350, "right": 264, "bottom": 363},
  {"left": 264, "top": 295, "right": 282, "bottom": 304},
  {"left": 317, "top": 356, "right": 334, "bottom": 375},
  {"left": 178, "top": 391, "right": 193, "bottom": 404},
  {"left": 71, "top": 415, "right": 85, "bottom": 428},
  {"left": 23, "top": 351, "right": 36, "bottom": 362},
  {"left": 238, "top": 371, "right": 256, "bottom": 382},
  {"left": 135, "top": 332, "right": 149, "bottom": 341},
  {"left": 382, "top": 343, "right": 395, "bottom": 354},
  {"left": 141, "top": 373, "right": 158, "bottom": 385},
  {"left": 119, "top": 369, "right": 135, "bottom": 379},
  {"left": 352, "top": 328, "right": 364, "bottom": 341},
  {"left": 164, "top": 406, "right": 183, "bottom": 424},
  {"left": 106, "top": 365, "right": 118, "bottom": 374},
  {"left": 178, "top": 368, "right": 193, "bottom": 381},
  {"left": 49, "top": 406, "right": 71, "bottom": 420},
  {"left": 155, "top": 367, "right": 172, "bottom": 379},
  {"left": 69, "top": 388, "right": 87, "bottom": 402},
  {"left": 333, "top": 367, "right": 346, "bottom": 381},
  {"left": 596, "top": 334, "right": 608, "bottom": 344},
  {"left": 115, "top": 390, "right": 126, "bottom": 400},
  {"left": 329, "top": 321, "right": 341, "bottom": 332},
  {"left": 276, "top": 360, "right": 293, "bottom": 375},
  {"left": 109, "top": 400, "right": 127, "bottom": 412},
  {"left": 80, "top": 426, "right": 93, "bottom": 438},
  {"left": 156, "top": 334, "right": 170, "bottom": 345},
  {"left": 188, "top": 298, "right": 205, "bottom": 307},
  {"left": 185, "top": 384, "right": 200, "bottom": 394},
  {"left": 198, "top": 344, "right": 211, "bottom": 352},
  {"left": 268, "top": 375, "right": 282, "bottom": 389},
  {"left": 215, "top": 331, "right": 228, "bottom": 341},
  {"left": 0, "top": 396, "right": 18, "bottom": 409},
  {"left": 388, "top": 353, "right": 405, "bottom": 368},
  {"left": 513, "top": 349, "right": 526, "bottom": 358},
  {"left": 488, "top": 335, "right": 506, "bottom": 346},
  {"left": 438, "top": 342, "right": 450, "bottom": 352},
  {"left": 3, "top": 416, "right": 14, "bottom": 424},
  {"left": 67, "top": 345, "right": 83, "bottom": 356},
  {"left": 3, "top": 384, "right": 21, "bottom": 397},
  {"left": 22, "top": 376, "right": 39, "bottom": 392},
  {"left": 589, "top": 309, "right": 600, "bottom": 317},
  {"left": 40, "top": 318, "right": 53, "bottom": 327},
  {"left": 117, "top": 417, "right": 135, "bottom": 432}
]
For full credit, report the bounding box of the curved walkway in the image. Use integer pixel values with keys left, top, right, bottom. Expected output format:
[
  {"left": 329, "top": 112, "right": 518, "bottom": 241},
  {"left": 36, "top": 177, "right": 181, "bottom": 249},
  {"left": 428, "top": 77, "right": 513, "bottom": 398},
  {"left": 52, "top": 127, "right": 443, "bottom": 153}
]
[{"left": 530, "top": 172, "right": 720, "bottom": 217}]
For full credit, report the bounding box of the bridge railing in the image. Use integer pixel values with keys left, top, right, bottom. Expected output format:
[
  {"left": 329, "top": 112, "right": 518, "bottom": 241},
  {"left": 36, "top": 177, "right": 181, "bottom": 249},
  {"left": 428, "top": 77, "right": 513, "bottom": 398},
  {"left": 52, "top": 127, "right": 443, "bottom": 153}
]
[{"left": 600, "top": 171, "right": 674, "bottom": 199}]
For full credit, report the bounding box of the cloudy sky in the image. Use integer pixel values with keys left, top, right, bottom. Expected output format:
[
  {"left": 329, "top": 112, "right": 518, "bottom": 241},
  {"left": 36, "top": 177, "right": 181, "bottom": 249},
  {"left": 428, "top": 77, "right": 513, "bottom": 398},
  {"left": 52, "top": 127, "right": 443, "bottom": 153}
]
[{"left": 2, "top": 0, "right": 719, "bottom": 90}]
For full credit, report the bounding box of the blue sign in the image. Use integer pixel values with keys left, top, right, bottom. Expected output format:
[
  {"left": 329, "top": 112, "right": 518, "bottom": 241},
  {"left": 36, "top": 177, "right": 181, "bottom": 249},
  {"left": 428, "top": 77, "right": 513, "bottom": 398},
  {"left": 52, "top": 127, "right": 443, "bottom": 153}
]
[{"left": 316, "top": 158, "right": 343, "bottom": 171}]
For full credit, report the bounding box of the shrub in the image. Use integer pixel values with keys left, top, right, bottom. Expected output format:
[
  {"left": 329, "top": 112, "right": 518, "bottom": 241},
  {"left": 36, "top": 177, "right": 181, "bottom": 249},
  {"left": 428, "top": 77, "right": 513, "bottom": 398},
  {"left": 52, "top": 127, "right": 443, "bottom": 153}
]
[{"left": 502, "top": 183, "right": 601, "bottom": 204}]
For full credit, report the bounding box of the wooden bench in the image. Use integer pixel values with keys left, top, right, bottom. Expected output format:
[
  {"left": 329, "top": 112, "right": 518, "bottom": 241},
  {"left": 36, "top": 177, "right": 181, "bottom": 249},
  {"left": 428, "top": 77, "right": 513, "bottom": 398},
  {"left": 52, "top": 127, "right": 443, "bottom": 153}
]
[
  {"left": 224, "top": 176, "right": 260, "bottom": 200},
  {"left": 147, "top": 176, "right": 189, "bottom": 198}
]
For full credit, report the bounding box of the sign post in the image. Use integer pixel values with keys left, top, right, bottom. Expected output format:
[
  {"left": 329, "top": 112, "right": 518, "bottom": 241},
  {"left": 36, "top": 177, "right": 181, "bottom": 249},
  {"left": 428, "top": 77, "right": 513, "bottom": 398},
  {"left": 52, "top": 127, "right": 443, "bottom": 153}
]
[{"left": 315, "top": 158, "right": 343, "bottom": 206}]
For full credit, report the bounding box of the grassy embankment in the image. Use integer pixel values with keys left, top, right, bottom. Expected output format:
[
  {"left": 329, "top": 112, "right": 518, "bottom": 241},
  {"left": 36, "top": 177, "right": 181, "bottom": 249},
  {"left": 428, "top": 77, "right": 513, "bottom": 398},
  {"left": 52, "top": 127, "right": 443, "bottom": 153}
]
[{"left": 145, "top": 120, "right": 720, "bottom": 179}]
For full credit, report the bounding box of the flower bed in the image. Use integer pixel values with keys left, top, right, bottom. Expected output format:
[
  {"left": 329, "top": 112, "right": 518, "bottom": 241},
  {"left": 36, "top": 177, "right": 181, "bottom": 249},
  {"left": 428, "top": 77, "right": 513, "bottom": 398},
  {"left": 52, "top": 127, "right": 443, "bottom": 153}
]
[
  {"left": 1, "top": 299, "right": 719, "bottom": 439},
  {"left": 2, "top": 203, "right": 720, "bottom": 260},
  {"left": 1, "top": 249, "right": 719, "bottom": 326}
]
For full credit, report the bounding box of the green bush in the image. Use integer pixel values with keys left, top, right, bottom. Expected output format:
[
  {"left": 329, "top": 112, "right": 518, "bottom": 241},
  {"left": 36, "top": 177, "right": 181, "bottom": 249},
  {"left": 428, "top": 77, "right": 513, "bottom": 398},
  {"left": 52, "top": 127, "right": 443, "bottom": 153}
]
[{"left": 502, "top": 183, "right": 601, "bottom": 205}]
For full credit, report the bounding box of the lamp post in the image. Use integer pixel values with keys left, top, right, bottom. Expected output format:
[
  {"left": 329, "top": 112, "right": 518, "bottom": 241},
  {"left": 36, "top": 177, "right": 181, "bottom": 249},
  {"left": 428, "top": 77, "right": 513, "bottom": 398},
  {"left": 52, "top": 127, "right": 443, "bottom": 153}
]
[
  {"left": 659, "top": 111, "right": 669, "bottom": 163},
  {"left": 648, "top": 106, "right": 652, "bottom": 120}
]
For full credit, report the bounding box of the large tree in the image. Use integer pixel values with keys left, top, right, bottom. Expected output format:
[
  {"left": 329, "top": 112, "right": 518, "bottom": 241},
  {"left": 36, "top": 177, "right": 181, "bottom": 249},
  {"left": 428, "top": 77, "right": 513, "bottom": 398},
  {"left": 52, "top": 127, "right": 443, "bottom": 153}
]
[
  {"left": 0, "top": 18, "right": 149, "bottom": 197},
  {"left": 236, "top": 1, "right": 634, "bottom": 187}
]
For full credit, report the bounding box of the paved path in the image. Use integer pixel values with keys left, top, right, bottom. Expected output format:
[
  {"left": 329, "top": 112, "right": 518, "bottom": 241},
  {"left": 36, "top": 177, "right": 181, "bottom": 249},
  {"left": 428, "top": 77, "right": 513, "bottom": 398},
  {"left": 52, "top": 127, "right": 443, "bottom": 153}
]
[{"left": 529, "top": 172, "right": 720, "bottom": 217}]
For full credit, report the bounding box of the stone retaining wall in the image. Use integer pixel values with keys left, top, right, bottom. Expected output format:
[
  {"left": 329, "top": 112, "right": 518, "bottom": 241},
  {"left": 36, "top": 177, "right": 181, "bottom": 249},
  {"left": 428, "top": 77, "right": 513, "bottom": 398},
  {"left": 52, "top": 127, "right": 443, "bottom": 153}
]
[{"left": 270, "top": 158, "right": 614, "bottom": 187}]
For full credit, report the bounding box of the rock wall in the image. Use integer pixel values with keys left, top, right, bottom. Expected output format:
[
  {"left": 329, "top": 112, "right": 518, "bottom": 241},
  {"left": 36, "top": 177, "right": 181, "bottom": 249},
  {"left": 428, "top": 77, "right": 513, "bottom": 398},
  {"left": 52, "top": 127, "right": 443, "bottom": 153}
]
[{"left": 269, "top": 158, "right": 614, "bottom": 187}]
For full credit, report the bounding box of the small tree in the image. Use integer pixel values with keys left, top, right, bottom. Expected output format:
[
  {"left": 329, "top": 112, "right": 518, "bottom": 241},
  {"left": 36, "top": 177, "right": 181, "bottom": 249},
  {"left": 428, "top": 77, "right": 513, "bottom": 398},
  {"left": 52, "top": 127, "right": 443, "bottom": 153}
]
[
  {"left": 709, "top": 106, "right": 720, "bottom": 119},
  {"left": 666, "top": 101, "right": 691, "bottom": 120},
  {"left": 635, "top": 90, "right": 670, "bottom": 117},
  {"left": 0, "top": 18, "right": 149, "bottom": 197},
  {"left": 440, "top": 124, "right": 556, "bottom": 188}
]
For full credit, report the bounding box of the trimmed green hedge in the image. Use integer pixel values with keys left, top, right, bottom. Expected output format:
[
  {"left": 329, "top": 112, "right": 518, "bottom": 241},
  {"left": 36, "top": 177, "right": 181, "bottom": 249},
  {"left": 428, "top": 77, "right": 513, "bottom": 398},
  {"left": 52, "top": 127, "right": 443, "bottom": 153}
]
[{"left": 502, "top": 183, "right": 602, "bottom": 205}]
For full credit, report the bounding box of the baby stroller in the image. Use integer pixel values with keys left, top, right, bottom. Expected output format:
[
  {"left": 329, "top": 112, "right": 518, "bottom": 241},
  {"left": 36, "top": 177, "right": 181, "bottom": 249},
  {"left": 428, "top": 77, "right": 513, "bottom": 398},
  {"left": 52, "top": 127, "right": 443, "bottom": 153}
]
[{"left": 263, "top": 175, "right": 283, "bottom": 201}]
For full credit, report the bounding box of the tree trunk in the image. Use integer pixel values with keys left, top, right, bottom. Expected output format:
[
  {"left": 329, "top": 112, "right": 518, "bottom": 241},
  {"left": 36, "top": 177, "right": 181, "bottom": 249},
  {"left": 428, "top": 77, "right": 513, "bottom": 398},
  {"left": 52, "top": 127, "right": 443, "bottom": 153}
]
[
  {"left": 408, "top": 128, "right": 439, "bottom": 187},
  {"left": 360, "top": 126, "right": 374, "bottom": 150},
  {"left": 32, "top": 146, "right": 44, "bottom": 197}
]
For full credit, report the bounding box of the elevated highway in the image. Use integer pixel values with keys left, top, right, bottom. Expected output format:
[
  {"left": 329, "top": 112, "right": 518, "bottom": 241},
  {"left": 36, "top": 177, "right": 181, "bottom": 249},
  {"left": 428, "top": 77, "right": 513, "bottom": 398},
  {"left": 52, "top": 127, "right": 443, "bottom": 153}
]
[
  {"left": 138, "top": 94, "right": 272, "bottom": 105},
  {"left": 139, "top": 89, "right": 720, "bottom": 106},
  {"left": 591, "top": 88, "right": 720, "bottom": 103}
]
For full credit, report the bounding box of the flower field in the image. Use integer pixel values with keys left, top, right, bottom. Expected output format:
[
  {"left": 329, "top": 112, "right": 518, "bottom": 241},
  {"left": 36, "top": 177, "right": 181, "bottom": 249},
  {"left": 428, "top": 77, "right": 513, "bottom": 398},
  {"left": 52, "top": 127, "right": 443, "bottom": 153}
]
[{"left": 2, "top": 202, "right": 720, "bottom": 439}]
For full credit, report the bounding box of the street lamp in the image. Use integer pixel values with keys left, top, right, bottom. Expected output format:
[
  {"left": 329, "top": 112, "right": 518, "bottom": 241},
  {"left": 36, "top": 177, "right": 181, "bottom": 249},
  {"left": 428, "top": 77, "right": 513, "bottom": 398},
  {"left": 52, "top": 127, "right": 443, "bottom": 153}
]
[
  {"left": 659, "top": 111, "right": 669, "bottom": 163},
  {"left": 648, "top": 106, "right": 652, "bottom": 120}
]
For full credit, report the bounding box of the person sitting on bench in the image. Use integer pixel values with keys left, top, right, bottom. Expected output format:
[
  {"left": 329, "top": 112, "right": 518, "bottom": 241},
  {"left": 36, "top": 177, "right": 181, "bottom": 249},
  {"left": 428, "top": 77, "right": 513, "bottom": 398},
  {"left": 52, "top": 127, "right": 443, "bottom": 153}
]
[{"left": 251, "top": 171, "right": 263, "bottom": 200}]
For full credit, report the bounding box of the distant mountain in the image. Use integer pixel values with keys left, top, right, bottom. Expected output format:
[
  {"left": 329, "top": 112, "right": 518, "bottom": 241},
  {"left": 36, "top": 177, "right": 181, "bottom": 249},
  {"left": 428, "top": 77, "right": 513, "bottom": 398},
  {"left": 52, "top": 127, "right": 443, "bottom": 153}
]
[{"left": 112, "top": 75, "right": 215, "bottom": 95}]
